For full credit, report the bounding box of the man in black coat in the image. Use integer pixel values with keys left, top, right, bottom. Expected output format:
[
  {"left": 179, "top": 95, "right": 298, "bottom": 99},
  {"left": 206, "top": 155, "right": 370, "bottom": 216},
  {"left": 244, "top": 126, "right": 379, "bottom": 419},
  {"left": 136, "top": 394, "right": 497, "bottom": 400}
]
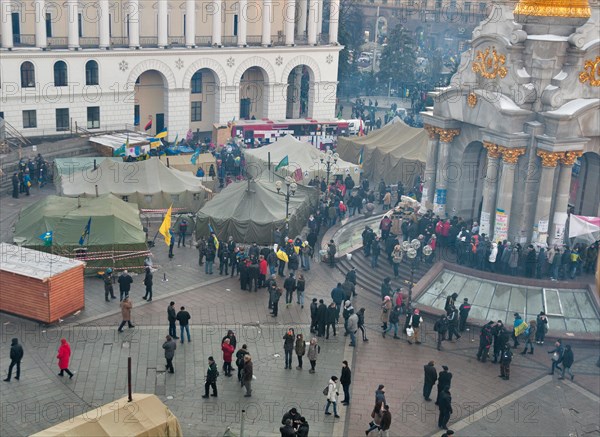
[
  {"left": 11, "top": 173, "right": 19, "bottom": 198},
  {"left": 436, "top": 366, "right": 452, "bottom": 405},
  {"left": 142, "top": 267, "right": 153, "bottom": 301},
  {"left": 446, "top": 306, "right": 461, "bottom": 341},
  {"left": 423, "top": 361, "right": 437, "bottom": 401},
  {"left": 201, "top": 356, "right": 219, "bottom": 398},
  {"left": 325, "top": 302, "right": 338, "bottom": 339},
  {"left": 437, "top": 387, "right": 453, "bottom": 430},
  {"left": 340, "top": 360, "right": 352, "bottom": 405},
  {"left": 4, "top": 338, "right": 24, "bottom": 382},
  {"left": 458, "top": 298, "right": 471, "bottom": 331},
  {"left": 477, "top": 321, "right": 494, "bottom": 362},
  {"left": 316, "top": 299, "right": 328, "bottom": 337},
  {"left": 118, "top": 270, "right": 133, "bottom": 301},
  {"left": 491, "top": 321, "right": 507, "bottom": 363},
  {"left": 310, "top": 298, "right": 319, "bottom": 333},
  {"left": 434, "top": 315, "right": 448, "bottom": 351}
]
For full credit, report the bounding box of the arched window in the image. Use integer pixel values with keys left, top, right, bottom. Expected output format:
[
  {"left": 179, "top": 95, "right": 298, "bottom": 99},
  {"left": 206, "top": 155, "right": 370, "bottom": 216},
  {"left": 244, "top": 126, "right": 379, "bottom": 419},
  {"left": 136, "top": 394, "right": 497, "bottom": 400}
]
[
  {"left": 85, "top": 60, "right": 99, "bottom": 85},
  {"left": 21, "top": 62, "right": 35, "bottom": 88},
  {"left": 54, "top": 61, "right": 68, "bottom": 87}
]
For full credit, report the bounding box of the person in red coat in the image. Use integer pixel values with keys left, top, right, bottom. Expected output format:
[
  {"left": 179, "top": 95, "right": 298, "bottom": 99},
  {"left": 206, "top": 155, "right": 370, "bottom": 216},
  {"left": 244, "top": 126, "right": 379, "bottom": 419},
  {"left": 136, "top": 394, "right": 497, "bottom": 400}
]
[
  {"left": 258, "top": 255, "right": 268, "bottom": 289},
  {"left": 57, "top": 338, "right": 74, "bottom": 379},
  {"left": 222, "top": 338, "right": 235, "bottom": 377}
]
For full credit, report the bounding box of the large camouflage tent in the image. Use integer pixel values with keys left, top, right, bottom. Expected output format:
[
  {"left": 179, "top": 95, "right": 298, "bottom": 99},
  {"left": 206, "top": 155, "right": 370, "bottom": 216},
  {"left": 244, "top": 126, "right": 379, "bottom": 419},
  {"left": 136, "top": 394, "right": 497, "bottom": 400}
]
[
  {"left": 196, "top": 177, "right": 318, "bottom": 245},
  {"left": 13, "top": 194, "right": 149, "bottom": 273},
  {"left": 336, "top": 119, "right": 428, "bottom": 186}
]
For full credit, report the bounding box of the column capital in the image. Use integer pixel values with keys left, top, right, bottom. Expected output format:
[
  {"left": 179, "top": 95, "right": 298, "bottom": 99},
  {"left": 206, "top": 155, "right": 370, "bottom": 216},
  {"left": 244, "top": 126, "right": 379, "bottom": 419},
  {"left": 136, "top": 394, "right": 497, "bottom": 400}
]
[
  {"left": 424, "top": 124, "right": 438, "bottom": 140},
  {"left": 536, "top": 149, "right": 562, "bottom": 167},
  {"left": 483, "top": 141, "right": 502, "bottom": 159},
  {"left": 559, "top": 150, "right": 583, "bottom": 166},
  {"left": 435, "top": 128, "right": 460, "bottom": 143},
  {"left": 500, "top": 147, "right": 526, "bottom": 164}
]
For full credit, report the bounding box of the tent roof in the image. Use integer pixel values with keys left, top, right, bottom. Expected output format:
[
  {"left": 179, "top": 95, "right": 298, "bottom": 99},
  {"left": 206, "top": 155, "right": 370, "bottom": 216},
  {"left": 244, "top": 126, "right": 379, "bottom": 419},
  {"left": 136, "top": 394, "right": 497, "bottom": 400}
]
[
  {"left": 13, "top": 194, "right": 147, "bottom": 246},
  {"left": 339, "top": 119, "right": 428, "bottom": 162},
  {"left": 54, "top": 157, "right": 122, "bottom": 176},
  {"left": 244, "top": 134, "right": 359, "bottom": 172},
  {"left": 60, "top": 158, "right": 210, "bottom": 197},
  {"left": 197, "top": 178, "right": 313, "bottom": 224}
]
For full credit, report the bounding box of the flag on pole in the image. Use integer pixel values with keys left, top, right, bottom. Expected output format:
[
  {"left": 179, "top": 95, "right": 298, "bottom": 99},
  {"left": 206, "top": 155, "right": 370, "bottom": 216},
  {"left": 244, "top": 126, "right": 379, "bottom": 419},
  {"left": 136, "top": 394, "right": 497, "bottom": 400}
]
[
  {"left": 155, "top": 128, "right": 168, "bottom": 139},
  {"left": 358, "top": 120, "right": 364, "bottom": 137},
  {"left": 144, "top": 119, "right": 153, "bottom": 131},
  {"left": 358, "top": 147, "right": 364, "bottom": 168},
  {"left": 159, "top": 205, "right": 173, "bottom": 246},
  {"left": 79, "top": 218, "right": 92, "bottom": 246},
  {"left": 147, "top": 137, "right": 161, "bottom": 148},
  {"left": 293, "top": 167, "right": 303, "bottom": 182},
  {"left": 190, "top": 149, "right": 201, "bottom": 165},
  {"left": 39, "top": 231, "right": 53, "bottom": 246},
  {"left": 171, "top": 133, "right": 179, "bottom": 146},
  {"left": 275, "top": 155, "right": 289, "bottom": 171},
  {"left": 113, "top": 144, "right": 126, "bottom": 157},
  {"left": 208, "top": 223, "right": 219, "bottom": 250}
]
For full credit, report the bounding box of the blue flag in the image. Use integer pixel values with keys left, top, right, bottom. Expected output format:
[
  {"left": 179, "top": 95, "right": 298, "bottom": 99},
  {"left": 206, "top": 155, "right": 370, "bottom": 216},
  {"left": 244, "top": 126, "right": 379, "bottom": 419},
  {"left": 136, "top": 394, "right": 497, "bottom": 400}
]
[
  {"left": 190, "top": 149, "right": 201, "bottom": 165},
  {"left": 208, "top": 223, "right": 215, "bottom": 234},
  {"left": 79, "top": 218, "right": 92, "bottom": 246},
  {"left": 39, "top": 231, "right": 53, "bottom": 246}
]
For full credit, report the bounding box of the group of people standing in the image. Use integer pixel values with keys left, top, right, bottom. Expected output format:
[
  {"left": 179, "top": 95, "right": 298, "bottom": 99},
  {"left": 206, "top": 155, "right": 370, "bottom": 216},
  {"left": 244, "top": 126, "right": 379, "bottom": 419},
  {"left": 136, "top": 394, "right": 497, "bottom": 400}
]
[{"left": 11, "top": 154, "right": 49, "bottom": 199}]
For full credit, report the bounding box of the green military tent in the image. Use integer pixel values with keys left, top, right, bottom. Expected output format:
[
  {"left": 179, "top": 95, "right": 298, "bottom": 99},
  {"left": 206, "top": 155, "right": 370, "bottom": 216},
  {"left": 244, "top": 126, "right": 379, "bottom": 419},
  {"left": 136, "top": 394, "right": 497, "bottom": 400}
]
[
  {"left": 195, "top": 178, "right": 318, "bottom": 245},
  {"left": 53, "top": 157, "right": 121, "bottom": 187},
  {"left": 13, "top": 194, "right": 149, "bottom": 273}
]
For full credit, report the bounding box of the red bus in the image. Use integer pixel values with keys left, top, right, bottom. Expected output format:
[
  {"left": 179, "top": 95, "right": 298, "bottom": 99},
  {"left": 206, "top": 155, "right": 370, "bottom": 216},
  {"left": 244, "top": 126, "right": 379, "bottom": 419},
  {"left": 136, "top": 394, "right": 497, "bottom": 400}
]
[{"left": 230, "top": 118, "right": 350, "bottom": 149}]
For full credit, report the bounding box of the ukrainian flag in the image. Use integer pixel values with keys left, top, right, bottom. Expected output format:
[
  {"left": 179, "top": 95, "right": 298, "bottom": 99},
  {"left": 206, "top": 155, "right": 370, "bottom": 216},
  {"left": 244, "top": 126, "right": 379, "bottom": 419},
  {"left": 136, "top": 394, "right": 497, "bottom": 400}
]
[{"left": 155, "top": 128, "right": 168, "bottom": 139}]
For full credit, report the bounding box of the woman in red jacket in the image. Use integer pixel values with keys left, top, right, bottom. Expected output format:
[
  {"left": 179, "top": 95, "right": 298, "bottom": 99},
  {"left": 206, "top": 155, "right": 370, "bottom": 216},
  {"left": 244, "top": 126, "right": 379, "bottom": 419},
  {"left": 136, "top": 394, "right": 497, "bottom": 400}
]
[
  {"left": 222, "top": 338, "right": 235, "bottom": 377},
  {"left": 57, "top": 338, "right": 74, "bottom": 379},
  {"left": 258, "top": 255, "right": 268, "bottom": 289}
]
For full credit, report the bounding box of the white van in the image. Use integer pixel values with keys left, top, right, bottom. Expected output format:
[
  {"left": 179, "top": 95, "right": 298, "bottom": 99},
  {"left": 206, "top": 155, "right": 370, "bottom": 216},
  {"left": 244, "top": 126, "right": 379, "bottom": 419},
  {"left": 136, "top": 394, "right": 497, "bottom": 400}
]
[{"left": 347, "top": 119, "right": 364, "bottom": 135}]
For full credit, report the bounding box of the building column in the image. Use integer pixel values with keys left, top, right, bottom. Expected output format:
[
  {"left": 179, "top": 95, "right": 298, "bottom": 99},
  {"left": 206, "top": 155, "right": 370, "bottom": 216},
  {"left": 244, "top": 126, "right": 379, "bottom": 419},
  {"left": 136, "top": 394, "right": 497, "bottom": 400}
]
[
  {"left": 494, "top": 148, "right": 526, "bottom": 242},
  {"left": 185, "top": 0, "right": 195, "bottom": 47},
  {"left": 433, "top": 128, "right": 460, "bottom": 217},
  {"left": 34, "top": 0, "right": 47, "bottom": 49},
  {"left": 237, "top": 0, "right": 247, "bottom": 46},
  {"left": 308, "top": 81, "right": 337, "bottom": 119},
  {"left": 291, "top": 66, "right": 303, "bottom": 117},
  {"left": 328, "top": 0, "right": 339, "bottom": 44},
  {"left": 533, "top": 150, "right": 561, "bottom": 245},
  {"left": 212, "top": 0, "right": 222, "bottom": 46},
  {"left": 128, "top": 0, "right": 140, "bottom": 48},
  {"left": 549, "top": 151, "right": 582, "bottom": 247},
  {"left": 67, "top": 0, "right": 79, "bottom": 49},
  {"left": 158, "top": 0, "right": 168, "bottom": 47},
  {"left": 0, "top": 0, "right": 13, "bottom": 49},
  {"left": 421, "top": 124, "right": 439, "bottom": 211},
  {"left": 215, "top": 85, "right": 238, "bottom": 122},
  {"left": 166, "top": 88, "right": 190, "bottom": 142},
  {"left": 265, "top": 83, "right": 288, "bottom": 119},
  {"left": 297, "top": 0, "right": 307, "bottom": 37},
  {"left": 285, "top": 0, "right": 296, "bottom": 46},
  {"left": 262, "top": 0, "right": 272, "bottom": 46},
  {"left": 307, "top": 0, "right": 317, "bottom": 45},
  {"left": 316, "top": 0, "right": 323, "bottom": 37},
  {"left": 479, "top": 142, "right": 502, "bottom": 238},
  {"left": 99, "top": 0, "right": 110, "bottom": 48}
]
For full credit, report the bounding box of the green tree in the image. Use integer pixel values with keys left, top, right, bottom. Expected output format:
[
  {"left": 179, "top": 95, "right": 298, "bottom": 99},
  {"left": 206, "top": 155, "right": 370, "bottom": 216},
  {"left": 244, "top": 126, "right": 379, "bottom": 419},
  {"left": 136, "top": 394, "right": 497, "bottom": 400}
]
[
  {"left": 377, "top": 25, "right": 416, "bottom": 90},
  {"left": 337, "top": 0, "right": 365, "bottom": 98}
]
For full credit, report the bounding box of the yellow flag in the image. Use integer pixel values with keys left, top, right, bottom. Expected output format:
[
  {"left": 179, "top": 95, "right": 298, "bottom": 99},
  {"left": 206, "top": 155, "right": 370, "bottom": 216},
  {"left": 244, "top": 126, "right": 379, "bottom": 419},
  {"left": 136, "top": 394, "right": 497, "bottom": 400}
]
[{"left": 159, "top": 205, "right": 172, "bottom": 246}]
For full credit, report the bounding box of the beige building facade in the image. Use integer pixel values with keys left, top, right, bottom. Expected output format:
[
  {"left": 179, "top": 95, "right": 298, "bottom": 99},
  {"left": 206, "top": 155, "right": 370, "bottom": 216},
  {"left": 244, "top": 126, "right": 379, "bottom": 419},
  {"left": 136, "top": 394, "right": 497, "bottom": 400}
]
[{"left": 0, "top": 0, "right": 342, "bottom": 138}]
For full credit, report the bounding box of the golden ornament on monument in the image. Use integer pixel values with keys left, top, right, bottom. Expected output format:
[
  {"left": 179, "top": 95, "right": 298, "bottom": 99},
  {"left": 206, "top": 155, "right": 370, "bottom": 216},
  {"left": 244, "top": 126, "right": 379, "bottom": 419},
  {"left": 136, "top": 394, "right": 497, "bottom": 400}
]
[
  {"left": 536, "top": 150, "right": 562, "bottom": 167},
  {"left": 435, "top": 128, "right": 461, "bottom": 143},
  {"left": 424, "top": 125, "right": 438, "bottom": 140},
  {"left": 467, "top": 92, "right": 478, "bottom": 108},
  {"left": 501, "top": 147, "right": 526, "bottom": 164},
  {"left": 514, "top": 0, "right": 591, "bottom": 18},
  {"left": 579, "top": 56, "right": 600, "bottom": 87},
  {"left": 560, "top": 150, "right": 584, "bottom": 166},
  {"left": 483, "top": 141, "right": 502, "bottom": 159},
  {"left": 472, "top": 47, "right": 508, "bottom": 80}
]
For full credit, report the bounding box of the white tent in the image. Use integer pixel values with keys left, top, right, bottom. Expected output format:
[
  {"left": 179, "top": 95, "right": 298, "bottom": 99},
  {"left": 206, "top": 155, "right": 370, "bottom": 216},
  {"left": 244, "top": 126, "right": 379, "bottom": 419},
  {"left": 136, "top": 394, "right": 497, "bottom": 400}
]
[
  {"left": 569, "top": 215, "right": 600, "bottom": 244},
  {"left": 244, "top": 135, "right": 361, "bottom": 185}
]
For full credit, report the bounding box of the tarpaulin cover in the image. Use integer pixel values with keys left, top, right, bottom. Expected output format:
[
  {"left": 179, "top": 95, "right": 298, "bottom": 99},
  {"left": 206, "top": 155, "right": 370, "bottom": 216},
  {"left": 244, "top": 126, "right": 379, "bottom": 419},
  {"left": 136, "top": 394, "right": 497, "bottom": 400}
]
[
  {"left": 569, "top": 215, "right": 600, "bottom": 244},
  {"left": 244, "top": 135, "right": 361, "bottom": 185},
  {"left": 337, "top": 119, "right": 428, "bottom": 186},
  {"left": 196, "top": 176, "right": 318, "bottom": 245}
]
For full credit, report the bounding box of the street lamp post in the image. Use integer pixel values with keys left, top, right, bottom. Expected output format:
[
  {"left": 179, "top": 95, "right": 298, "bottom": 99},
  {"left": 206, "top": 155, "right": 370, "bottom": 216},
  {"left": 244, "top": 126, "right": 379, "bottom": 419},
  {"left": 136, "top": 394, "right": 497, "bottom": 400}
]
[
  {"left": 402, "top": 238, "right": 428, "bottom": 305},
  {"left": 319, "top": 149, "right": 339, "bottom": 189},
  {"left": 275, "top": 176, "right": 297, "bottom": 219}
]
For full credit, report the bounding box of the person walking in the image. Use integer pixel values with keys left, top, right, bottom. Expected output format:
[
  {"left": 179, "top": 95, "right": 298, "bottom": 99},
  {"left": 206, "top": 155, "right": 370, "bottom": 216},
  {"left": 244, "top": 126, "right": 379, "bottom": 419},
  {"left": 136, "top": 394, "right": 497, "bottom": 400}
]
[
  {"left": 340, "top": 361, "right": 352, "bottom": 405},
  {"left": 4, "top": 338, "right": 24, "bottom": 382},
  {"left": 436, "top": 366, "right": 452, "bottom": 406},
  {"left": 295, "top": 334, "right": 306, "bottom": 370},
  {"left": 548, "top": 340, "right": 565, "bottom": 375},
  {"left": 347, "top": 309, "right": 359, "bottom": 347},
  {"left": 357, "top": 307, "right": 369, "bottom": 341},
  {"left": 423, "top": 361, "right": 437, "bottom": 402},
  {"left": 307, "top": 338, "right": 320, "bottom": 373},
  {"left": 177, "top": 219, "right": 188, "bottom": 247},
  {"left": 235, "top": 344, "right": 249, "bottom": 384},
  {"left": 559, "top": 345, "right": 575, "bottom": 380},
  {"left": 103, "top": 268, "right": 116, "bottom": 301},
  {"left": 446, "top": 306, "right": 461, "bottom": 341},
  {"left": 283, "top": 328, "right": 295, "bottom": 369},
  {"left": 437, "top": 387, "right": 453, "bottom": 430},
  {"left": 242, "top": 355, "right": 253, "bottom": 397},
  {"left": 407, "top": 309, "right": 423, "bottom": 345},
  {"left": 379, "top": 405, "right": 392, "bottom": 437},
  {"left": 296, "top": 274, "right": 306, "bottom": 308},
  {"left": 324, "top": 376, "right": 340, "bottom": 418},
  {"left": 56, "top": 338, "right": 74, "bottom": 379},
  {"left": 162, "top": 335, "right": 177, "bottom": 373},
  {"left": 458, "top": 298, "right": 471, "bottom": 332},
  {"left": 310, "top": 298, "right": 319, "bottom": 333},
  {"left": 383, "top": 305, "right": 401, "bottom": 339},
  {"left": 167, "top": 301, "right": 178, "bottom": 339},
  {"left": 271, "top": 287, "right": 283, "bottom": 317},
  {"left": 317, "top": 299, "right": 328, "bottom": 337},
  {"left": 434, "top": 314, "right": 448, "bottom": 351},
  {"left": 142, "top": 266, "right": 153, "bottom": 301},
  {"left": 284, "top": 273, "right": 296, "bottom": 308},
  {"left": 521, "top": 320, "right": 537, "bottom": 354},
  {"left": 365, "top": 401, "right": 383, "bottom": 435},
  {"left": 117, "top": 297, "right": 135, "bottom": 332},
  {"left": 221, "top": 338, "right": 235, "bottom": 377},
  {"left": 499, "top": 343, "right": 513, "bottom": 380},
  {"left": 176, "top": 306, "right": 191, "bottom": 343},
  {"left": 201, "top": 356, "right": 219, "bottom": 398},
  {"left": 380, "top": 296, "right": 392, "bottom": 333},
  {"left": 117, "top": 270, "right": 133, "bottom": 301}
]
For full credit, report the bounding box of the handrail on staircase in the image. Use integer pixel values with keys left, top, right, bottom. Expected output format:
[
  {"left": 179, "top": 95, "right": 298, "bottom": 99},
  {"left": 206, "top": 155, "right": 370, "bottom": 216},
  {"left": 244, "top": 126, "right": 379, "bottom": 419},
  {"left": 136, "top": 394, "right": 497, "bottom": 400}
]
[{"left": 0, "top": 116, "right": 33, "bottom": 155}]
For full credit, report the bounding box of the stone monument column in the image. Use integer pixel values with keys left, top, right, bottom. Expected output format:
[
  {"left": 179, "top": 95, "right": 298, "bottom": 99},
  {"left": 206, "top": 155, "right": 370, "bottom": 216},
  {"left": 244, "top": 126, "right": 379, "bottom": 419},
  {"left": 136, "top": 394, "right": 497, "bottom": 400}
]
[
  {"left": 0, "top": 0, "right": 14, "bottom": 49},
  {"left": 128, "top": 0, "right": 140, "bottom": 48},
  {"left": 479, "top": 142, "right": 502, "bottom": 238},
  {"left": 212, "top": 0, "right": 222, "bottom": 46},
  {"left": 494, "top": 147, "right": 525, "bottom": 242},
  {"left": 35, "top": 0, "right": 47, "bottom": 49},
  {"left": 285, "top": 0, "right": 296, "bottom": 46},
  {"left": 237, "top": 0, "right": 247, "bottom": 46},
  {"left": 67, "top": 0, "right": 80, "bottom": 49},
  {"left": 158, "top": 0, "right": 168, "bottom": 48},
  {"left": 262, "top": 0, "right": 272, "bottom": 46},
  {"left": 99, "top": 0, "right": 110, "bottom": 49},
  {"left": 533, "top": 150, "right": 561, "bottom": 245},
  {"left": 421, "top": 124, "right": 439, "bottom": 211},
  {"left": 549, "top": 151, "right": 583, "bottom": 247},
  {"left": 433, "top": 128, "right": 460, "bottom": 217}
]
